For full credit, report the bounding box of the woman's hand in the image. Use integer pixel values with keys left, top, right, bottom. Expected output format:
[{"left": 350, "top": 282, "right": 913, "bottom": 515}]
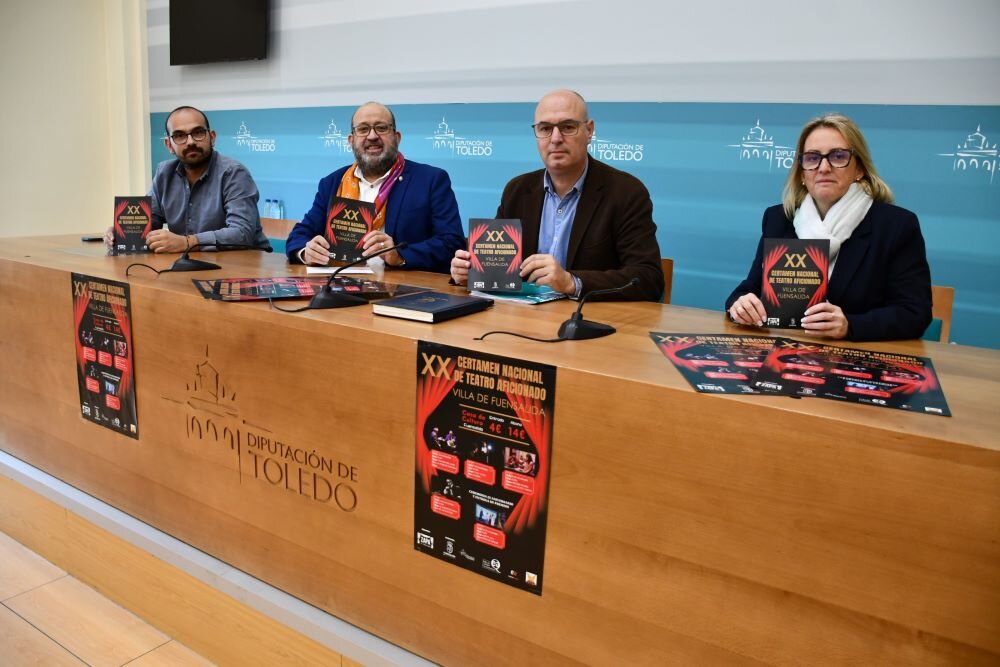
[
  {"left": 729, "top": 293, "right": 767, "bottom": 327},
  {"left": 801, "top": 302, "right": 849, "bottom": 339}
]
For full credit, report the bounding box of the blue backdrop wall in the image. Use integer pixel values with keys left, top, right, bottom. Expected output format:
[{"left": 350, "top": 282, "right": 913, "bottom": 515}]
[{"left": 151, "top": 103, "right": 1000, "bottom": 349}]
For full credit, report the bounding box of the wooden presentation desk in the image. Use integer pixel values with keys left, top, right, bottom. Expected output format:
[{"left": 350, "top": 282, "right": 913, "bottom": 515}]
[{"left": 0, "top": 235, "right": 998, "bottom": 665}]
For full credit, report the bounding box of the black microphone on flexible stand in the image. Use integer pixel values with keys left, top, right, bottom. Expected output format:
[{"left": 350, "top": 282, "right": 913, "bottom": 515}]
[
  {"left": 169, "top": 247, "right": 221, "bottom": 272},
  {"left": 307, "top": 241, "right": 409, "bottom": 310},
  {"left": 557, "top": 278, "right": 639, "bottom": 340},
  {"left": 169, "top": 242, "right": 273, "bottom": 272},
  {"left": 125, "top": 242, "right": 272, "bottom": 276}
]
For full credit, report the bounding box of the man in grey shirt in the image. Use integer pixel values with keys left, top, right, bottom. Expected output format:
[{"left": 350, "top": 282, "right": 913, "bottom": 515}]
[{"left": 105, "top": 106, "right": 269, "bottom": 252}]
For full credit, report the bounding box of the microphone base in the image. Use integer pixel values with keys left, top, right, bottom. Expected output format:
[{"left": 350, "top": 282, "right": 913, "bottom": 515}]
[
  {"left": 169, "top": 256, "right": 222, "bottom": 272},
  {"left": 308, "top": 289, "right": 368, "bottom": 309},
  {"left": 557, "top": 318, "right": 616, "bottom": 340}
]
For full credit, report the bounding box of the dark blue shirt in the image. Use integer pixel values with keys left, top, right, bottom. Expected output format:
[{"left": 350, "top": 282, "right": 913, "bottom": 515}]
[{"left": 150, "top": 151, "right": 270, "bottom": 250}]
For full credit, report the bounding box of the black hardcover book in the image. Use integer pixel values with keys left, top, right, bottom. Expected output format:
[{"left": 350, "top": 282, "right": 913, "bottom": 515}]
[
  {"left": 111, "top": 196, "right": 153, "bottom": 255},
  {"left": 468, "top": 219, "right": 522, "bottom": 292},
  {"left": 326, "top": 196, "right": 376, "bottom": 263},
  {"left": 372, "top": 291, "right": 493, "bottom": 323},
  {"left": 761, "top": 238, "right": 830, "bottom": 328}
]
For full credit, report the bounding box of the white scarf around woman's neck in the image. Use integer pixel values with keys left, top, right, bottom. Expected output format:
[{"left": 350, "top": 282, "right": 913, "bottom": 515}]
[{"left": 793, "top": 182, "right": 873, "bottom": 276}]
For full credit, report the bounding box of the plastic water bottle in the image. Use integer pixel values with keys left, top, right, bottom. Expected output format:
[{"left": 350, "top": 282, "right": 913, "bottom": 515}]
[
  {"left": 277, "top": 200, "right": 285, "bottom": 219},
  {"left": 262, "top": 199, "right": 272, "bottom": 218}
]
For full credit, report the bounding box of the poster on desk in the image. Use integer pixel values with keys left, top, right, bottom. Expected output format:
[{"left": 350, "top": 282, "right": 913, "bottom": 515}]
[
  {"left": 753, "top": 337, "right": 951, "bottom": 416},
  {"left": 414, "top": 342, "right": 555, "bottom": 594},
  {"left": 650, "top": 332, "right": 776, "bottom": 394},
  {"left": 71, "top": 273, "right": 139, "bottom": 437},
  {"left": 191, "top": 276, "right": 424, "bottom": 302}
]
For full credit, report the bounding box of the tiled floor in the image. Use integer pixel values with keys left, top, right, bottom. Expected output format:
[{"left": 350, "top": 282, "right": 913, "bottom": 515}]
[{"left": 0, "top": 530, "right": 214, "bottom": 666}]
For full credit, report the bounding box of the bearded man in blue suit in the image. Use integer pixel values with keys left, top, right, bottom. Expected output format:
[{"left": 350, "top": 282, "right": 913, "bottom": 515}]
[{"left": 287, "top": 102, "right": 464, "bottom": 273}]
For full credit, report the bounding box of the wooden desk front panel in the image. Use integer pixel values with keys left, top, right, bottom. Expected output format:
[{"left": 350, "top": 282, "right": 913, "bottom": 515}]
[{"left": 1, "top": 237, "right": 997, "bottom": 665}]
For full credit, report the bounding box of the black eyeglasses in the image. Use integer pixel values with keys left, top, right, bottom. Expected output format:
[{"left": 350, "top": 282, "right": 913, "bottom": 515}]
[
  {"left": 168, "top": 127, "right": 210, "bottom": 145},
  {"left": 532, "top": 120, "right": 587, "bottom": 138},
  {"left": 352, "top": 123, "right": 395, "bottom": 136},
  {"left": 800, "top": 148, "right": 854, "bottom": 170}
]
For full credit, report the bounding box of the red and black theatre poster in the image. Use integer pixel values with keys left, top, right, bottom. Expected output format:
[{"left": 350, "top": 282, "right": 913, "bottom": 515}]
[
  {"left": 191, "top": 276, "right": 423, "bottom": 302},
  {"left": 111, "top": 196, "right": 153, "bottom": 255},
  {"left": 467, "top": 219, "right": 523, "bottom": 292},
  {"left": 71, "top": 273, "right": 139, "bottom": 438},
  {"left": 761, "top": 238, "right": 829, "bottom": 328},
  {"left": 414, "top": 342, "right": 555, "bottom": 594},
  {"left": 650, "top": 332, "right": 776, "bottom": 394},
  {"left": 753, "top": 337, "right": 951, "bottom": 416},
  {"left": 326, "top": 196, "right": 376, "bottom": 263}
]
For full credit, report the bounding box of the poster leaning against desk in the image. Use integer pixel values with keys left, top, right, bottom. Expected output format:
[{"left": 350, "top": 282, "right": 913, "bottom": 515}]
[
  {"left": 71, "top": 273, "right": 139, "bottom": 438},
  {"left": 414, "top": 341, "right": 555, "bottom": 594}
]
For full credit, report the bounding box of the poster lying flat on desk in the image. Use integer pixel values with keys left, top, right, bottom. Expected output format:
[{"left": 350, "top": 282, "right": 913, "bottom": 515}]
[
  {"left": 192, "top": 276, "right": 423, "bottom": 302},
  {"left": 470, "top": 282, "right": 566, "bottom": 306},
  {"left": 754, "top": 337, "right": 951, "bottom": 416},
  {"left": 650, "top": 332, "right": 776, "bottom": 394},
  {"left": 71, "top": 273, "right": 139, "bottom": 438},
  {"left": 414, "top": 342, "right": 555, "bottom": 594}
]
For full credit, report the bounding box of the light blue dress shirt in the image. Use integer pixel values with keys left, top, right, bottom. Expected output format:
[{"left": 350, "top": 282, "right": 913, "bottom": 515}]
[{"left": 540, "top": 164, "right": 588, "bottom": 296}]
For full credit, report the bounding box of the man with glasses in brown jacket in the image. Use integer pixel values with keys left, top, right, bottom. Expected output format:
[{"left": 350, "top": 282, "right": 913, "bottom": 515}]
[{"left": 450, "top": 90, "right": 663, "bottom": 301}]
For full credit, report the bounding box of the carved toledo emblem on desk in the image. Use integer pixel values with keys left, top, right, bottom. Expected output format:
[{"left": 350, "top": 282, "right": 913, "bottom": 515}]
[{"left": 161, "top": 346, "right": 358, "bottom": 512}]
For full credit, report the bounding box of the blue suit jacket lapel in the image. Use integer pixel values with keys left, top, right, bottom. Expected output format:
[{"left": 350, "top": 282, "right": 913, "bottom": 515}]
[{"left": 383, "top": 162, "right": 412, "bottom": 238}]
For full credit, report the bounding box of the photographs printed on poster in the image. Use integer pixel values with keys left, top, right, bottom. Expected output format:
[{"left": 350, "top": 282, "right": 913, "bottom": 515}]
[
  {"left": 192, "top": 276, "right": 424, "bottom": 302},
  {"left": 650, "top": 332, "right": 776, "bottom": 394},
  {"left": 652, "top": 333, "right": 950, "bottom": 416},
  {"left": 753, "top": 337, "right": 951, "bottom": 416}
]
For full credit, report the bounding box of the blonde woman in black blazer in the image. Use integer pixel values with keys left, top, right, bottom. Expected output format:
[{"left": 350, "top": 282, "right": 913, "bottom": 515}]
[{"left": 726, "top": 114, "right": 932, "bottom": 341}]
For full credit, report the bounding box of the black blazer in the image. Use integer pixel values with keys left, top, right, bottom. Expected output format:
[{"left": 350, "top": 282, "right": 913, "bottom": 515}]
[
  {"left": 497, "top": 157, "right": 664, "bottom": 301},
  {"left": 725, "top": 203, "right": 932, "bottom": 341}
]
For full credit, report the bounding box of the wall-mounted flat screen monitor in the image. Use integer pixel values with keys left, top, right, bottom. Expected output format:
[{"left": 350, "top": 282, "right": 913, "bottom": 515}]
[{"left": 170, "top": 0, "right": 269, "bottom": 66}]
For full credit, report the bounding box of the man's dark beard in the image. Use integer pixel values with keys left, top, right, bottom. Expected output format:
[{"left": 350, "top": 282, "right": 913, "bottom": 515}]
[
  {"left": 354, "top": 142, "right": 399, "bottom": 178},
  {"left": 181, "top": 145, "right": 213, "bottom": 170}
]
